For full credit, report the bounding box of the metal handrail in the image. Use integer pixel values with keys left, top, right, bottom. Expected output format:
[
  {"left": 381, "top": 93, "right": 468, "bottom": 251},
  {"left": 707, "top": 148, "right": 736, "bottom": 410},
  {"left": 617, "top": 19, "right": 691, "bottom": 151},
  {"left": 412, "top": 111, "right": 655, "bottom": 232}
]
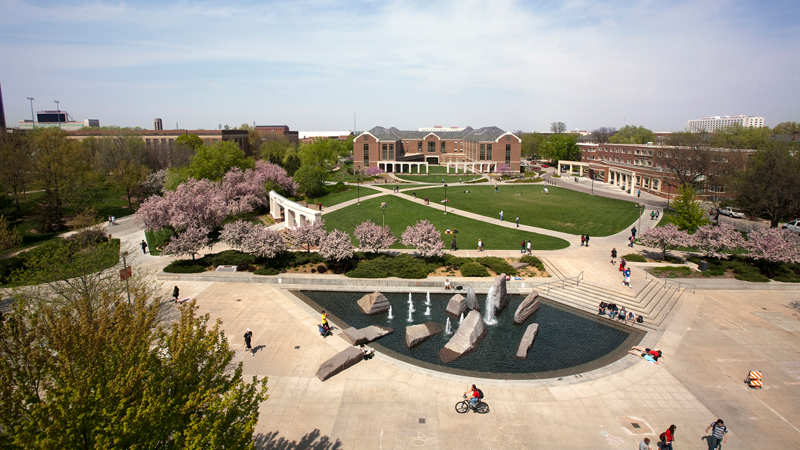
[
  {"left": 531, "top": 273, "right": 583, "bottom": 294},
  {"left": 663, "top": 278, "right": 696, "bottom": 294}
]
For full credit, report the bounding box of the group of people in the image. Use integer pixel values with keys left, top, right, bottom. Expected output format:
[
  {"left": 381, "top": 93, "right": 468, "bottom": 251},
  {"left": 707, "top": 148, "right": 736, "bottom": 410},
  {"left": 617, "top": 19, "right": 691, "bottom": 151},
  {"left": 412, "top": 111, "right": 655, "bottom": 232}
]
[
  {"left": 646, "top": 420, "right": 728, "bottom": 450},
  {"left": 520, "top": 240, "right": 532, "bottom": 254},
  {"left": 580, "top": 234, "right": 591, "bottom": 246},
  {"left": 650, "top": 210, "right": 660, "bottom": 220},
  {"left": 598, "top": 302, "right": 638, "bottom": 324},
  {"left": 628, "top": 346, "right": 663, "bottom": 364}
]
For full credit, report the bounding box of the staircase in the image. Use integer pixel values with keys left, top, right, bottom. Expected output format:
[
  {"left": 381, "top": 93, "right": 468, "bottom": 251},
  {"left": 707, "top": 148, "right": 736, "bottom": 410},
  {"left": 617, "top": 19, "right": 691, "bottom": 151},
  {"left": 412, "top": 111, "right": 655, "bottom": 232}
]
[{"left": 532, "top": 276, "right": 685, "bottom": 330}]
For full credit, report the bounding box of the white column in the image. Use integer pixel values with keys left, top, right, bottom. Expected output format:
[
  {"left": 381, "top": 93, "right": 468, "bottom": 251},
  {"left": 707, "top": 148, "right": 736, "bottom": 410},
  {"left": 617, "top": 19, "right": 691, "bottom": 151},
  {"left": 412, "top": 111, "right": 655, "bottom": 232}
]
[{"left": 579, "top": 166, "right": 584, "bottom": 176}]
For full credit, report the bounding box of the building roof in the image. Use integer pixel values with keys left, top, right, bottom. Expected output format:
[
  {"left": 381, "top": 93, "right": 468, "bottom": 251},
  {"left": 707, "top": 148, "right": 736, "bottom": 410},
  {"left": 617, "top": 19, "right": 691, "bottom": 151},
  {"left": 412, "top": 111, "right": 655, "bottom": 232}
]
[
  {"left": 298, "top": 131, "right": 353, "bottom": 139},
  {"left": 364, "top": 126, "right": 510, "bottom": 142}
]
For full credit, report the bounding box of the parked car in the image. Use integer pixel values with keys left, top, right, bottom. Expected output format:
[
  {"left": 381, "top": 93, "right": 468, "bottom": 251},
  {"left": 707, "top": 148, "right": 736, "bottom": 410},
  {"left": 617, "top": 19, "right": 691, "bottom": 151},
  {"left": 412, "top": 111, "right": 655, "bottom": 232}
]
[
  {"left": 719, "top": 207, "right": 744, "bottom": 218},
  {"left": 540, "top": 164, "right": 549, "bottom": 168},
  {"left": 782, "top": 220, "right": 800, "bottom": 234}
]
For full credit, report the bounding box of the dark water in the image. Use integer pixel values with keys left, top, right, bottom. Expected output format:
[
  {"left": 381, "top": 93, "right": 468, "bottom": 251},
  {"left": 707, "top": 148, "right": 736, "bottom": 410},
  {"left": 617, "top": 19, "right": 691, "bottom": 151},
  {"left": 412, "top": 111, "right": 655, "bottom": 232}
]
[{"left": 296, "top": 290, "right": 643, "bottom": 379}]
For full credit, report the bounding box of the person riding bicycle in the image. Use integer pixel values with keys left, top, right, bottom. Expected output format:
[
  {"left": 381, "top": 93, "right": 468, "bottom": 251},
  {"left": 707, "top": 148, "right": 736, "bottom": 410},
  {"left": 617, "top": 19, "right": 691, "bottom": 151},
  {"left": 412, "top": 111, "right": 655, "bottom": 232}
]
[{"left": 464, "top": 384, "right": 483, "bottom": 409}]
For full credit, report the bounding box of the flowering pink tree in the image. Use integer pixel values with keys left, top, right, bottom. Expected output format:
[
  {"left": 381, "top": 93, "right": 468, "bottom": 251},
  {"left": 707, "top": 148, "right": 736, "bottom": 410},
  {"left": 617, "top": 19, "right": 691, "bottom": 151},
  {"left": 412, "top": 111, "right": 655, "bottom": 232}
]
[
  {"left": 220, "top": 220, "right": 256, "bottom": 249},
  {"left": 694, "top": 223, "right": 746, "bottom": 259},
  {"left": 365, "top": 167, "right": 384, "bottom": 177},
  {"left": 162, "top": 226, "right": 211, "bottom": 259},
  {"left": 744, "top": 227, "right": 800, "bottom": 264},
  {"left": 319, "top": 229, "right": 354, "bottom": 261},
  {"left": 287, "top": 218, "right": 326, "bottom": 252},
  {"left": 401, "top": 220, "right": 443, "bottom": 258},
  {"left": 255, "top": 160, "right": 298, "bottom": 196},
  {"left": 638, "top": 224, "right": 694, "bottom": 260},
  {"left": 218, "top": 167, "right": 267, "bottom": 216},
  {"left": 353, "top": 220, "right": 396, "bottom": 252},
  {"left": 220, "top": 220, "right": 286, "bottom": 258},
  {"left": 498, "top": 164, "right": 511, "bottom": 176}
]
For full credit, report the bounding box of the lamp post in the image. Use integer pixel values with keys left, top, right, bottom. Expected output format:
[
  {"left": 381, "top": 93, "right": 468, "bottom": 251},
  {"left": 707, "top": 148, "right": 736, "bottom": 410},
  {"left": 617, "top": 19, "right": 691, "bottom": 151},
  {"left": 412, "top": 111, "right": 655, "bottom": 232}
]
[
  {"left": 444, "top": 184, "right": 448, "bottom": 214},
  {"left": 356, "top": 165, "right": 361, "bottom": 205},
  {"left": 120, "top": 251, "right": 131, "bottom": 305},
  {"left": 637, "top": 203, "right": 644, "bottom": 232},
  {"left": 27, "top": 97, "right": 35, "bottom": 128},
  {"left": 54, "top": 100, "right": 60, "bottom": 128},
  {"left": 381, "top": 202, "right": 387, "bottom": 228},
  {"left": 591, "top": 170, "right": 595, "bottom": 195}
]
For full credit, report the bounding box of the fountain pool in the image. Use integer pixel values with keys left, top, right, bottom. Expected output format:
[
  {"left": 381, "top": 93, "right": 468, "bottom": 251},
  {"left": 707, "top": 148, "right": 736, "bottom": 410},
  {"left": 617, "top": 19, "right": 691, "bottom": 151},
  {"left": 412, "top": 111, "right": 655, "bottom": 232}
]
[{"left": 293, "top": 290, "right": 644, "bottom": 379}]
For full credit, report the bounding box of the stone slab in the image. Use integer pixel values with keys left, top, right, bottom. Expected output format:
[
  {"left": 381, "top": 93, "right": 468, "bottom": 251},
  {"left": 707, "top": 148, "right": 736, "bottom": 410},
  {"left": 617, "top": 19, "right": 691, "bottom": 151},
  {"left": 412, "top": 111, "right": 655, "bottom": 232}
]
[
  {"left": 516, "top": 323, "right": 539, "bottom": 360},
  {"left": 315, "top": 346, "right": 365, "bottom": 381},
  {"left": 510, "top": 262, "right": 529, "bottom": 269},
  {"left": 340, "top": 325, "right": 394, "bottom": 345},
  {"left": 439, "top": 310, "right": 486, "bottom": 363},
  {"left": 445, "top": 294, "right": 466, "bottom": 317},
  {"left": 406, "top": 321, "right": 445, "bottom": 348},
  {"left": 464, "top": 286, "right": 480, "bottom": 311},
  {"left": 357, "top": 291, "right": 391, "bottom": 315},
  {"left": 513, "top": 290, "right": 541, "bottom": 324},
  {"left": 488, "top": 274, "right": 509, "bottom": 314}
]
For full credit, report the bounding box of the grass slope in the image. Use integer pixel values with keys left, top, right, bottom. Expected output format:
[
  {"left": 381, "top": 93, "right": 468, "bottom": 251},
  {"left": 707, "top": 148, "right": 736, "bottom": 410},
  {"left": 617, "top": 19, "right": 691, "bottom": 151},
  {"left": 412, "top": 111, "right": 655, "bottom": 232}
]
[
  {"left": 312, "top": 187, "right": 379, "bottom": 207},
  {"left": 322, "top": 196, "right": 569, "bottom": 251},
  {"left": 402, "top": 185, "right": 639, "bottom": 236}
]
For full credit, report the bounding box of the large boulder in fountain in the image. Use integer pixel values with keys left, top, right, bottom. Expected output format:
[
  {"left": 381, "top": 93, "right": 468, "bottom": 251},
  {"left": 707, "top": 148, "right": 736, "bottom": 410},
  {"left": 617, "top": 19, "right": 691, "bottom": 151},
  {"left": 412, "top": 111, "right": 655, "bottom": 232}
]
[
  {"left": 445, "top": 294, "right": 467, "bottom": 317},
  {"left": 357, "top": 292, "right": 391, "bottom": 315},
  {"left": 516, "top": 323, "right": 539, "bottom": 360},
  {"left": 439, "top": 310, "right": 487, "bottom": 363},
  {"left": 465, "top": 286, "right": 480, "bottom": 311},
  {"left": 488, "top": 274, "right": 510, "bottom": 314},
  {"left": 513, "top": 290, "right": 541, "bottom": 324},
  {"left": 406, "top": 321, "right": 445, "bottom": 348},
  {"left": 316, "top": 346, "right": 364, "bottom": 381},
  {"left": 341, "top": 325, "right": 394, "bottom": 345}
]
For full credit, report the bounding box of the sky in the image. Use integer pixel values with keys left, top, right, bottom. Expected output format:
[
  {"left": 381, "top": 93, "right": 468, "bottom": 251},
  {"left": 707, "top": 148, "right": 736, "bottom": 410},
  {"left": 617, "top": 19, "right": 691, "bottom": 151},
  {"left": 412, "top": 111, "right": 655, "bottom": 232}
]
[{"left": 1, "top": 0, "right": 798, "bottom": 133}]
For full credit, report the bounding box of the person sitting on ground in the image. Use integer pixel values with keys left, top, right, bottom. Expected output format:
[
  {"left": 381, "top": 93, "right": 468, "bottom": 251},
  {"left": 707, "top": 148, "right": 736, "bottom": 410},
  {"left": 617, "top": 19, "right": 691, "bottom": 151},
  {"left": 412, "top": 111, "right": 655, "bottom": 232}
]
[
  {"left": 464, "top": 384, "right": 483, "bottom": 409},
  {"left": 598, "top": 301, "right": 607, "bottom": 315},
  {"left": 627, "top": 311, "right": 636, "bottom": 324},
  {"left": 360, "top": 344, "right": 375, "bottom": 359},
  {"left": 444, "top": 279, "right": 452, "bottom": 291},
  {"left": 608, "top": 304, "right": 619, "bottom": 319},
  {"left": 618, "top": 306, "right": 627, "bottom": 322}
]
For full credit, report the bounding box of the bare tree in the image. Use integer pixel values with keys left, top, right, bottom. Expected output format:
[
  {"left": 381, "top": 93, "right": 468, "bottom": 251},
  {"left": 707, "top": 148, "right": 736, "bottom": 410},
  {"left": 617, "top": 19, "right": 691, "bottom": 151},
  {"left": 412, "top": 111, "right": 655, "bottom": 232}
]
[
  {"left": 550, "top": 122, "right": 566, "bottom": 134},
  {"left": 590, "top": 127, "right": 617, "bottom": 143}
]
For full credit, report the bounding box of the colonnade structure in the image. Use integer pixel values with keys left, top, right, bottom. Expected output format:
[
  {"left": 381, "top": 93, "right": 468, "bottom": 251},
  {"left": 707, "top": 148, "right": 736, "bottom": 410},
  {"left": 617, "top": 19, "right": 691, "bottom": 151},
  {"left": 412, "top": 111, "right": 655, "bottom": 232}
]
[
  {"left": 269, "top": 190, "right": 321, "bottom": 229},
  {"left": 444, "top": 162, "right": 497, "bottom": 174},
  {"left": 376, "top": 162, "right": 428, "bottom": 174},
  {"left": 559, "top": 160, "right": 644, "bottom": 196}
]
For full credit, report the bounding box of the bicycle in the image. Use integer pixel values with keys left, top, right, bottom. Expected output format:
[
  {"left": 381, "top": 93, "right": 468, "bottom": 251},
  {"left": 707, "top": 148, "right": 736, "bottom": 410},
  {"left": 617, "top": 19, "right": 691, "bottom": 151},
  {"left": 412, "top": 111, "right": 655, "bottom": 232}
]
[{"left": 455, "top": 393, "right": 489, "bottom": 414}]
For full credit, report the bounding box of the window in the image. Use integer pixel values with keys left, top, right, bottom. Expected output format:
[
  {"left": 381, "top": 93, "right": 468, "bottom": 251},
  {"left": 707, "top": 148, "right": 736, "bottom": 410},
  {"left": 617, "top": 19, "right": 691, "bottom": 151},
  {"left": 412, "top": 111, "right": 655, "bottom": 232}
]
[
  {"left": 363, "top": 135, "right": 368, "bottom": 141},
  {"left": 441, "top": 141, "right": 446, "bottom": 153},
  {"left": 505, "top": 144, "right": 511, "bottom": 164},
  {"left": 506, "top": 135, "right": 511, "bottom": 141},
  {"left": 480, "top": 144, "right": 486, "bottom": 160},
  {"left": 487, "top": 144, "right": 492, "bottom": 160},
  {"left": 382, "top": 144, "right": 387, "bottom": 160},
  {"left": 389, "top": 143, "right": 394, "bottom": 160},
  {"left": 363, "top": 144, "right": 369, "bottom": 166},
  {"left": 428, "top": 141, "right": 436, "bottom": 153},
  {"left": 418, "top": 141, "right": 422, "bottom": 152}
]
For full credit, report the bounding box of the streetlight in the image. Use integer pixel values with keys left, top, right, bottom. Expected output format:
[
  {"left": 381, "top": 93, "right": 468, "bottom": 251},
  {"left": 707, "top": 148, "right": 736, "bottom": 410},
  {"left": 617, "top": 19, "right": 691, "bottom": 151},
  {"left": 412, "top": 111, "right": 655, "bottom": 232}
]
[
  {"left": 444, "top": 184, "right": 448, "bottom": 214},
  {"left": 637, "top": 203, "right": 644, "bottom": 232},
  {"left": 381, "top": 202, "right": 387, "bottom": 228},
  {"left": 356, "top": 165, "right": 361, "bottom": 205},
  {"left": 54, "top": 100, "right": 60, "bottom": 128},
  {"left": 27, "top": 97, "right": 35, "bottom": 128},
  {"left": 120, "top": 251, "right": 132, "bottom": 305},
  {"left": 590, "top": 170, "right": 595, "bottom": 195}
]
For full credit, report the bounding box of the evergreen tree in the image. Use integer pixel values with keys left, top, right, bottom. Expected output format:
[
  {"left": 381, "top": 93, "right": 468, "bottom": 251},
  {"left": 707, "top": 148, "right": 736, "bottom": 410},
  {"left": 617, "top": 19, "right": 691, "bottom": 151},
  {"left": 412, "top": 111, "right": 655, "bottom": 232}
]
[{"left": 669, "top": 184, "right": 709, "bottom": 233}]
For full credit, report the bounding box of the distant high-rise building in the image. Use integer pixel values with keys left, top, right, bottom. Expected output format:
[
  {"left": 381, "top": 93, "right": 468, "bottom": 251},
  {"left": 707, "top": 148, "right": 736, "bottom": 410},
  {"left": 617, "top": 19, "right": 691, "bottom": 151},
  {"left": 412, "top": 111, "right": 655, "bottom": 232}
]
[
  {"left": 687, "top": 115, "right": 765, "bottom": 133},
  {"left": 154, "top": 118, "right": 163, "bottom": 130},
  {"left": 0, "top": 82, "right": 6, "bottom": 131}
]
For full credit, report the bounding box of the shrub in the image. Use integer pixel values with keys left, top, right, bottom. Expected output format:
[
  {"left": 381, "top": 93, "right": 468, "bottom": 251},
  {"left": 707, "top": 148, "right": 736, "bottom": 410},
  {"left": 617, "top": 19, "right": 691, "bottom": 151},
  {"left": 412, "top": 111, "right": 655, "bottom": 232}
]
[
  {"left": 66, "top": 229, "right": 109, "bottom": 246},
  {"left": 441, "top": 254, "right": 473, "bottom": 268},
  {"left": 460, "top": 262, "right": 490, "bottom": 277},
  {"left": 520, "top": 255, "right": 545, "bottom": 271},
  {"left": 254, "top": 267, "right": 281, "bottom": 276},
  {"left": 163, "top": 260, "right": 207, "bottom": 273},
  {"left": 205, "top": 250, "right": 257, "bottom": 267},
  {"left": 649, "top": 266, "right": 692, "bottom": 278},
  {"left": 346, "top": 254, "right": 436, "bottom": 279},
  {"left": 475, "top": 256, "right": 516, "bottom": 276},
  {"left": 0, "top": 256, "right": 24, "bottom": 285},
  {"left": 294, "top": 252, "right": 325, "bottom": 266},
  {"left": 622, "top": 254, "right": 647, "bottom": 262}
]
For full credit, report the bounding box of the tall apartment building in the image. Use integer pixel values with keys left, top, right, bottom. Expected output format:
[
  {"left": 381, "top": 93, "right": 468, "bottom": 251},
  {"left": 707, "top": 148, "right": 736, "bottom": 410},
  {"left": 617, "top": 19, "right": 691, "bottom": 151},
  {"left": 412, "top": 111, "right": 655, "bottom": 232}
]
[{"left": 687, "top": 115, "right": 765, "bottom": 133}]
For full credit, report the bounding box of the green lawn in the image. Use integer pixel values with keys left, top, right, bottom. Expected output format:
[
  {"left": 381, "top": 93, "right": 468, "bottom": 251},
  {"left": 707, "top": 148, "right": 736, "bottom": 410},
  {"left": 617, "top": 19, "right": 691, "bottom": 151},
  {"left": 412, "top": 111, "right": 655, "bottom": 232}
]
[
  {"left": 322, "top": 196, "right": 569, "bottom": 251},
  {"left": 394, "top": 173, "right": 484, "bottom": 183},
  {"left": 402, "top": 185, "right": 640, "bottom": 236},
  {"left": 312, "top": 187, "right": 379, "bottom": 207}
]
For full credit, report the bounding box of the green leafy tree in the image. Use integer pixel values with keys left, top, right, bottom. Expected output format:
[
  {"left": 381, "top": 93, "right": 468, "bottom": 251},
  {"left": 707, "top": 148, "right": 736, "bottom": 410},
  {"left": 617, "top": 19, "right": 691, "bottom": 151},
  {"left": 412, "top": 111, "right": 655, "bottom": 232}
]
[
  {"left": 260, "top": 139, "right": 291, "bottom": 165},
  {"left": 282, "top": 150, "right": 302, "bottom": 176},
  {"left": 519, "top": 132, "right": 545, "bottom": 158},
  {"left": 550, "top": 122, "right": 566, "bottom": 133},
  {"left": 299, "top": 139, "right": 339, "bottom": 169},
  {"left": 539, "top": 134, "right": 580, "bottom": 163},
  {"left": 608, "top": 125, "right": 655, "bottom": 144},
  {"left": 293, "top": 165, "right": 328, "bottom": 197},
  {"left": 669, "top": 184, "right": 709, "bottom": 233},
  {"left": 188, "top": 141, "right": 254, "bottom": 182},
  {"left": 710, "top": 124, "right": 772, "bottom": 150},
  {"left": 110, "top": 160, "right": 150, "bottom": 207},
  {"left": 772, "top": 121, "right": 800, "bottom": 136},
  {"left": 0, "top": 215, "right": 22, "bottom": 253},
  {"left": 175, "top": 133, "right": 204, "bottom": 151},
  {"left": 93, "top": 133, "right": 148, "bottom": 174},
  {"left": 732, "top": 140, "right": 800, "bottom": 227},
  {"left": 29, "top": 128, "right": 98, "bottom": 232},
  {"left": 0, "top": 131, "right": 32, "bottom": 211}
]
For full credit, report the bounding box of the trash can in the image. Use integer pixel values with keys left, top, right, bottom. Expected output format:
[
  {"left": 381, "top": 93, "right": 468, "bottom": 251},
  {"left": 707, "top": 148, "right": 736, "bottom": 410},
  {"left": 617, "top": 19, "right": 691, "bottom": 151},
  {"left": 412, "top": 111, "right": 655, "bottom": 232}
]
[{"left": 698, "top": 260, "right": 709, "bottom": 272}]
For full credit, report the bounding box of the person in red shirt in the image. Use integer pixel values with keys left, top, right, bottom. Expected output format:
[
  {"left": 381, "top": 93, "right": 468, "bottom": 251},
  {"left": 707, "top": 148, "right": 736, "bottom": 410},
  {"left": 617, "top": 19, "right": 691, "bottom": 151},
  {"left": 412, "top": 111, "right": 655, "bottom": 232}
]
[
  {"left": 463, "top": 384, "right": 482, "bottom": 409},
  {"left": 660, "top": 424, "right": 676, "bottom": 450}
]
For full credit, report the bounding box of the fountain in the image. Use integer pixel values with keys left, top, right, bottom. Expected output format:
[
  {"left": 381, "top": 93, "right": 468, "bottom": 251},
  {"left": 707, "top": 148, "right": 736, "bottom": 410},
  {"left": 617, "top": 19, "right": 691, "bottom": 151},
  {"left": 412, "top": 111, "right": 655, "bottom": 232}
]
[
  {"left": 424, "top": 306, "right": 431, "bottom": 316},
  {"left": 425, "top": 291, "right": 431, "bottom": 306},
  {"left": 407, "top": 308, "right": 414, "bottom": 323},
  {"left": 445, "top": 317, "right": 453, "bottom": 335},
  {"left": 484, "top": 285, "right": 498, "bottom": 325},
  {"left": 459, "top": 312, "right": 464, "bottom": 325},
  {"left": 388, "top": 305, "right": 393, "bottom": 320},
  {"left": 408, "top": 296, "right": 415, "bottom": 313}
]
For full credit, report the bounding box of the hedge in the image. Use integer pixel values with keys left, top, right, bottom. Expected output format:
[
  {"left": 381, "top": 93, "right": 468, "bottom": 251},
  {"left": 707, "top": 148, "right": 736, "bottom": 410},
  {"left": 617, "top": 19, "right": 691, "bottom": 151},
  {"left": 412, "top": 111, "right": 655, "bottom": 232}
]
[{"left": 460, "top": 262, "right": 490, "bottom": 277}]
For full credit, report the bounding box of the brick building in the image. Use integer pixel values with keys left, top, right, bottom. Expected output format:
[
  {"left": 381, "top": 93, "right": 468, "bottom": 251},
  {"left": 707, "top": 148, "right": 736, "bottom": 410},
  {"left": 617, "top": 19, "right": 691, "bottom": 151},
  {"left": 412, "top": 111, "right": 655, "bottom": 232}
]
[
  {"left": 65, "top": 129, "right": 250, "bottom": 155},
  {"left": 353, "top": 126, "right": 521, "bottom": 174},
  {"left": 255, "top": 125, "right": 299, "bottom": 143},
  {"left": 560, "top": 142, "right": 756, "bottom": 199}
]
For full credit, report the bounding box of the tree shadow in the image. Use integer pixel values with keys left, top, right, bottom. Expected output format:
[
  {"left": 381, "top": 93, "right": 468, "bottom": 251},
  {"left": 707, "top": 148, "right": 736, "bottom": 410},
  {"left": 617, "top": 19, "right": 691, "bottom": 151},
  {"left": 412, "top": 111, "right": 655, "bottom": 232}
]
[{"left": 254, "top": 429, "right": 342, "bottom": 450}]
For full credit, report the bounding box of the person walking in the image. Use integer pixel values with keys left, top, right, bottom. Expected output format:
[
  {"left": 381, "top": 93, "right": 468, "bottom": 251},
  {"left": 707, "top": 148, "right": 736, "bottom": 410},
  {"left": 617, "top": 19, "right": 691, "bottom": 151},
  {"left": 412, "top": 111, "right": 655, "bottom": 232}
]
[
  {"left": 244, "top": 328, "right": 254, "bottom": 356},
  {"left": 651, "top": 211, "right": 655, "bottom": 220},
  {"left": 706, "top": 419, "right": 728, "bottom": 449},
  {"left": 638, "top": 437, "right": 651, "bottom": 450},
  {"left": 520, "top": 240, "right": 526, "bottom": 254},
  {"left": 499, "top": 210, "right": 503, "bottom": 221},
  {"left": 631, "top": 227, "right": 637, "bottom": 239},
  {"left": 321, "top": 310, "right": 330, "bottom": 331},
  {"left": 623, "top": 268, "right": 632, "bottom": 288},
  {"left": 585, "top": 234, "right": 590, "bottom": 247},
  {"left": 450, "top": 237, "right": 457, "bottom": 251},
  {"left": 543, "top": 186, "right": 549, "bottom": 194},
  {"left": 659, "top": 425, "right": 676, "bottom": 450},
  {"left": 495, "top": 184, "right": 499, "bottom": 193},
  {"left": 172, "top": 286, "right": 179, "bottom": 302},
  {"left": 527, "top": 240, "right": 531, "bottom": 255},
  {"left": 515, "top": 216, "right": 519, "bottom": 228},
  {"left": 318, "top": 202, "right": 322, "bottom": 211},
  {"left": 611, "top": 247, "right": 617, "bottom": 264},
  {"left": 140, "top": 239, "right": 148, "bottom": 254},
  {"left": 580, "top": 235, "right": 585, "bottom": 246},
  {"left": 478, "top": 239, "right": 483, "bottom": 252}
]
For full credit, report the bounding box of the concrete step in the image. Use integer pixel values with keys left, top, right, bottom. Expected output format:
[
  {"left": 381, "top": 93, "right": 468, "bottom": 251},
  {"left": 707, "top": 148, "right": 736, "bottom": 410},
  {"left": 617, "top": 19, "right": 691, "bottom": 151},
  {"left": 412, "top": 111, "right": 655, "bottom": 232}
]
[{"left": 539, "top": 291, "right": 658, "bottom": 332}]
